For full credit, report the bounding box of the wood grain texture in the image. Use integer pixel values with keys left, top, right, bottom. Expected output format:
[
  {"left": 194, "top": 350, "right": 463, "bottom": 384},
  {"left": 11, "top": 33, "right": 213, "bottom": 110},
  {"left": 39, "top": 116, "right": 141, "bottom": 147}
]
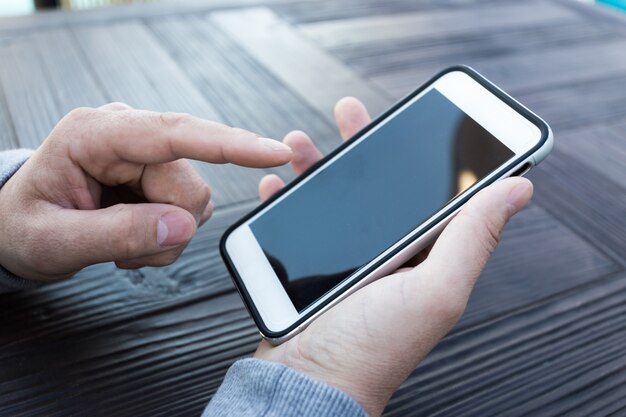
[
  {"left": 299, "top": 1, "right": 578, "bottom": 50},
  {"left": 520, "top": 74, "right": 626, "bottom": 131},
  {"left": 72, "top": 21, "right": 220, "bottom": 119},
  {"left": 0, "top": 83, "right": 17, "bottom": 150},
  {"left": 0, "top": 203, "right": 256, "bottom": 416},
  {"left": 0, "top": 29, "right": 106, "bottom": 148},
  {"left": 210, "top": 8, "right": 393, "bottom": 121},
  {"left": 149, "top": 14, "right": 349, "bottom": 195},
  {"left": 529, "top": 148, "right": 626, "bottom": 267},
  {"left": 459, "top": 204, "right": 618, "bottom": 327},
  {"left": 0, "top": 0, "right": 625, "bottom": 416},
  {"left": 274, "top": 0, "right": 499, "bottom": 24},
  {"left": 0, "top": 0, "right": 319, "bottom": 35},
  {"left": 0, "top": 201, "right": 618, "bottom": 416},
  {"left": 73, "top": 20, "right": 280, "bottom": 207},
  {"left": 331, "top": 21, "right": 615, "bottom": 82},
  {"left": 552, "top": 123, "right": 626, "bottom": 186},
  {"left": 386, "top": 271, "right": 626, "bottom": 416},
  {"left": 72, "top": 20, "right": 259, "bottom": 206},
  {"left": 371, "top": 37, "right": 626, "bottom": 100}
]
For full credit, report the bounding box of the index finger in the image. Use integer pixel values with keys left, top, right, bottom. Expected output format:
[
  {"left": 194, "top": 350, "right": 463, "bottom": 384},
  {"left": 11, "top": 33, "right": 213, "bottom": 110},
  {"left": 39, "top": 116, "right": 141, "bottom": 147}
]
[{"left": 65, "top": 108, "right": 292, "bottom": 168}]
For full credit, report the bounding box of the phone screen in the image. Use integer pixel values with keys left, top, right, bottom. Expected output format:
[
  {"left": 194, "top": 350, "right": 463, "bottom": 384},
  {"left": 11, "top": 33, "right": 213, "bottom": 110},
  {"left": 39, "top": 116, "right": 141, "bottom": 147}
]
[{"left": 250, "top": 89, "right": 514, "bottom": 312}]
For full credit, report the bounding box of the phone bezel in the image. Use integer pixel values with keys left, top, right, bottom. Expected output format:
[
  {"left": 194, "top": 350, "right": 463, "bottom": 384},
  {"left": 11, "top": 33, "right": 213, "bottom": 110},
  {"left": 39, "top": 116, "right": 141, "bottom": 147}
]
[{"left": 220, "top": 65, "right": 551, "bottom": 340}]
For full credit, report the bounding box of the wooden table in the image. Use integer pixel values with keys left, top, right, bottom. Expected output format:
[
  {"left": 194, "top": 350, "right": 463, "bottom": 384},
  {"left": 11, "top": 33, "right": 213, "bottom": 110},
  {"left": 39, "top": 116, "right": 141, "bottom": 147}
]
[{"left": 1, "top": 1, "right": 625, "bottom": 415}]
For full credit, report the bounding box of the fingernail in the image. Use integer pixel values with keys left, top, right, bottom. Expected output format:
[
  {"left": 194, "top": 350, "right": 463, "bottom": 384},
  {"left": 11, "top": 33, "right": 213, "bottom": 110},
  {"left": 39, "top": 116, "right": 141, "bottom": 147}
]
[
  {"left": 506, "top": 182, "right": 533, "bottom": 215},
  {"left": 157, "top": 212, "right": 194, "bottom": 247},
  {"left": 259, "top": 137, "right": 291, "bottom": 152}
]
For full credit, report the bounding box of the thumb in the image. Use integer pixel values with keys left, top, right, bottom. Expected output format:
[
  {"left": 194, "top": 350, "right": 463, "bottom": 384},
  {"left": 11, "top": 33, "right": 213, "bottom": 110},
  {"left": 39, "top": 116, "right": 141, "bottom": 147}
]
[
  {"left": 54, "top": 203, "right": 196, "bottom": 267},
  {"left": 419, "top": 177, "right": 534, "bottom": 301}
]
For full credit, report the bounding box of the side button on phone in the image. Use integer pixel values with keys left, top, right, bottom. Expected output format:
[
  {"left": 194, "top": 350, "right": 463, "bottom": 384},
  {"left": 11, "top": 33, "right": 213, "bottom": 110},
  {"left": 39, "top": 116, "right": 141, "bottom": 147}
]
[{"left": 511, "top": 162, "right": 532, "bottom": 177}]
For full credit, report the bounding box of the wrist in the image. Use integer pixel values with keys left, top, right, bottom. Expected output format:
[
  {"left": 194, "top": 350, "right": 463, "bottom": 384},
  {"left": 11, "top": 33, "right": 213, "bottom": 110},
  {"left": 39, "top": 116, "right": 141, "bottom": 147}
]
[
  {"left": 0, "top": 149, "right": 34, "bottom": 271},
  {"left": 0, "top": 190, "right": 12, "bottom": 271},
  {"left": 255, "top": 338, "right": 390, "bottom": 417}
]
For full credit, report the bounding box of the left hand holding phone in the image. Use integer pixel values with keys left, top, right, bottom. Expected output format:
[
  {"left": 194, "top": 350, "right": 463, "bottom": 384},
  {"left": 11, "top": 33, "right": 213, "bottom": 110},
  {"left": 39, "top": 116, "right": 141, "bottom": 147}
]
[
  {"left": 0, "top": 102, "right": 292, "bottom": 281},
  {"left": 255, "top": 97, "right": 533, "bottom": 417}
]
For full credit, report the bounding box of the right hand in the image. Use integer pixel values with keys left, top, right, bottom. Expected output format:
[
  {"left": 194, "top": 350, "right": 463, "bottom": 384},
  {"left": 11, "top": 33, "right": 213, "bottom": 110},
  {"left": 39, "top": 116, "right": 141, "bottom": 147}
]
[
  {"left": 0, "top": 103, "right": 292, "bottom": 281},
  {"left": 255, "top": 97, "right": 533, "bottom": 416}
]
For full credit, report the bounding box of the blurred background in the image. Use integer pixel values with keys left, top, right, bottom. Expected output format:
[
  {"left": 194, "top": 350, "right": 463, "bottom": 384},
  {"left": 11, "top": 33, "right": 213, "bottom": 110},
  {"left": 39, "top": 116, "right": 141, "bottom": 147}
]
[
  {"left": 1, "top": 0, "right": 167, "bottom": 16},
  {"left": 1, "top": 0, "right": 626, "bottom": 16}
]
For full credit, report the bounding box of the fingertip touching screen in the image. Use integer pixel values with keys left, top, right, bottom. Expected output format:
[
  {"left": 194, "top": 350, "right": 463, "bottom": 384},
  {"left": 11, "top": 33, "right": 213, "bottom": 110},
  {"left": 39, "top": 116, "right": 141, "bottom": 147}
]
[{"left": 250, "top": 88, "right": 514, "bottom": 312}]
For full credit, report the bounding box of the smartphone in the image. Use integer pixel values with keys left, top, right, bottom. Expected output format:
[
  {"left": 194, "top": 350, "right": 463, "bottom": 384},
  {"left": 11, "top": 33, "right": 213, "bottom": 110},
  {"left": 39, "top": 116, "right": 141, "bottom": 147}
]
[{"left": 221, "top": 66, "right": 553, "bottom": 344}]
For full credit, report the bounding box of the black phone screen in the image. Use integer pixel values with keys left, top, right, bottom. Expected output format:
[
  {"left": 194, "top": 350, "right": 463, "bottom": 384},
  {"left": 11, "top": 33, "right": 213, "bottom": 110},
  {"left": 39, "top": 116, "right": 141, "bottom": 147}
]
[{"left": 250, "top": 89, "right": 514, "bottom": 312}]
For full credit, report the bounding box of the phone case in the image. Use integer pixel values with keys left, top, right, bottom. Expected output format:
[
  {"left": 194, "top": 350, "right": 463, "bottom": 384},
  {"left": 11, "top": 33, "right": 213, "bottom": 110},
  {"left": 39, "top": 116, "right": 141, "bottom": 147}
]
[{"left": 220, "top": 65, "right": 553, "bottom": 344}]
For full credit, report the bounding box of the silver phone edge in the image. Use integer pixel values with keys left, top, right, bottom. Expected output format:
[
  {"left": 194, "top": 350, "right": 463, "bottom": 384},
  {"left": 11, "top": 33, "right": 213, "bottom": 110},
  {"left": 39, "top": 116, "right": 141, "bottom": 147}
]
[{"left": 260, "top": 126, "right": 553, "bottom": 345}]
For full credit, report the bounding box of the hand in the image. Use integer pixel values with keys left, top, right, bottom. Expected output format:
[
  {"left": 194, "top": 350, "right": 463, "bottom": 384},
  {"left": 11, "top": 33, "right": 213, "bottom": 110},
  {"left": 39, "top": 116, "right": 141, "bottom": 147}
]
[
  {"left": 255, "top": 97, "right": 533, "bottom": 416},
  {"left": 0, "top": 103, "right": 292, "bottom": 281}
]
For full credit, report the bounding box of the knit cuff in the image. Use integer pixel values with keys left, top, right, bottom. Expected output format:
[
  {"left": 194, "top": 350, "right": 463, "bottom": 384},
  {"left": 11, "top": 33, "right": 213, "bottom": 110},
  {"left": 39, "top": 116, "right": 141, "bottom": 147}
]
[
  {"left": 0, "top": 149, "right": 41, "bottom": 292},
  {"left": 203, "top": 358, "right": 367, "bottom": 417},
  {"left": 0, "top": 149, "right": 33, "bottom": 187}
]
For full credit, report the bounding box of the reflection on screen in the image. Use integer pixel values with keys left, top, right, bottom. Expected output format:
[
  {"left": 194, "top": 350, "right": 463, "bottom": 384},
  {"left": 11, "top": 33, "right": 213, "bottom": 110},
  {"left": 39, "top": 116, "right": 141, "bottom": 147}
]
[{"left": 250, "top": 89, "right": 514, "bottom": 312}]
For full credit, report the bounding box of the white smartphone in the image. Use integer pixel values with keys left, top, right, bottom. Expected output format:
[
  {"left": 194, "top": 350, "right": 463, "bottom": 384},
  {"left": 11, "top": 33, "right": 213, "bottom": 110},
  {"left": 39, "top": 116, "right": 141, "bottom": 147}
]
[{"left": 221, "top": 66, "right": 553, "bottom": 344}]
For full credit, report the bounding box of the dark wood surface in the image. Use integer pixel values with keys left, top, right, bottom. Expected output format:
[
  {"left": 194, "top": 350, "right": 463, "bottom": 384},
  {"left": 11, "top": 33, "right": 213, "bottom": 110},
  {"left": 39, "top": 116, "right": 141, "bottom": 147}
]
[{"left": 0, "top": 1, "right": 625, "bottom": 415}]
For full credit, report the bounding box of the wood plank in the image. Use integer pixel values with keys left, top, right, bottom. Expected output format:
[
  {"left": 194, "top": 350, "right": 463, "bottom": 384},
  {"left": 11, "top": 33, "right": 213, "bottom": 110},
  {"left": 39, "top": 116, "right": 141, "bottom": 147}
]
[
  {"left": 72, "top": 20, "right": 267, "bottom": 207},
  {"left": 529, "top": 149, "right": 626, "bottom": 267},
  {"left": 299, "top": 1, "right": 578, "bottom": 50},
  {"left": 0, "top": 0, "right": 318, "bottom": 35},
  {"left": 305, "top": 4, "right": 624, "bottom": 132},
  {"left": 0, "top": 29, "right": 105, "bottom": 148},
  {"left": 0, "top": 203, "right": 256, "bottom": 417},
  {"left": 209, "top": 7, "right": 394, "bottom": 121},
  {"left": 460, "top": 205, "right": 618, "bottom": 327},
  {"left": 0, "top": 84, "right": 18, "bottom": 150},
  {"left": 0, "top": 202, "right": 253, "bottom": 351},
  {"left": 0, "top": 292, "right": 256, "bottom": 417},
  {"left": 274, "top": 0, "right": 501, "bottom": 24},
  {"left": 1, "top": 1, "right": 625, "bottom": 416},
  {"left": 72, "top": 22, "right": 220, "bottom": 119},
  {"left": 385, "top": 271, "right": 626, "bottom": 416},
  {"left": 371, "top": 38, "right": 626, "bottom": 99},
  {"left": 520, "top": 74, "right": 626, "bottom": 131},
  {"left": 549, "top": 122, "right": 626, "bottom": 187},
  {"left": 148, "top": 15, "right": 348, "bottom": 193},
  {"left": 334, "top": 20, "right": 616, "bottom": 81},
  {"left": 0, "top": 201, "right": 617, "bottom": 415}
]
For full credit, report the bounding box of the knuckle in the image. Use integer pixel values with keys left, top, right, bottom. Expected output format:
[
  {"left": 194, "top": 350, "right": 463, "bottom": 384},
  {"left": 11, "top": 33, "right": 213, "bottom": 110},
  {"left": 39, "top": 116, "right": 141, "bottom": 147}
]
[
  {"left": 197, "top": 183, "right": 211, "bottom": 209},
  {"left": 55, "top": 107, "right": 105, "bottom": 149},
  {"left": 108, "top": 206, "right": 144, "bottom": 259},
  {"left": 106, "top": 102, "right": 132, "bottom": 111},
  {"left": 64, "top": 107, "right": 98, "bottom": 124},
  {"left": 457, "top": 207, "right": 502, "bottom": 256},
  {"left": 180, "top": 160, "right": 211, "bottom": 204},
  {"left": 483, "top": 219, "right": 502, "bottom": 254},
  {"left": 153, "top": 250, "right": 182, "bottom": 266},
  {"left": 159, "top": 112, "right": 192, "bottom": 129},
  {"left": 201, "top": 204, "right": 213, "bottom": 224},
  {"left": 231, "top": 127, "right": 251, "bottom": 137}
]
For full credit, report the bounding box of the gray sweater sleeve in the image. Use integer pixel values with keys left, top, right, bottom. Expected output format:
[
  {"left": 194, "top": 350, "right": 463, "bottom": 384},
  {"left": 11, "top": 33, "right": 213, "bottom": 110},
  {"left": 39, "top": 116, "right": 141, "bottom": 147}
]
[
  {"left": 0, "top": 149, "right": 39, "bottom": 292},
  {"left": 203, "top": 358, "right": 367, "bottom": 417}
]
